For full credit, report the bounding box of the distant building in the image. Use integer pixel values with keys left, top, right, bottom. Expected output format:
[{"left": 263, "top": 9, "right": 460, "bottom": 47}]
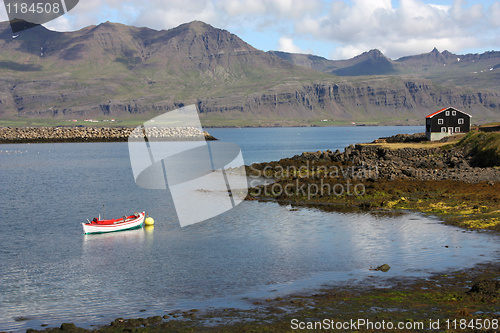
[{"left": 425, "top": 107, "right": 471, "bottom": 141}]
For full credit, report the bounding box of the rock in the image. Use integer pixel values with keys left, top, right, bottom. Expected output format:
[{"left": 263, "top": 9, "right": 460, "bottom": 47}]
[
  {"left": 344, "top": 144, "right": 354, "bottom": 156},
  {"left": 258, "top": 131, "right": 500, "bottom": 184},
  {"left": 375, "top": 264, "right": 391, "bottom": 272},
  {"left": 467, "top": 280, "right": 500, "bottom": 297},
  {"left": 359, "top": 201, "right": 375, "bottom": 209},
  {"left": 59, "top": 323, "right": 80, "bottom": 331}
]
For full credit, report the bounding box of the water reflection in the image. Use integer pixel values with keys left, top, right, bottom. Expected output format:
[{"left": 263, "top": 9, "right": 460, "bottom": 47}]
[
  {"left": 83, "top": 227, "right": 146, "bottom": 246},
  {"left": 2, "top": 201, "right": 499, "bottom": 331}
]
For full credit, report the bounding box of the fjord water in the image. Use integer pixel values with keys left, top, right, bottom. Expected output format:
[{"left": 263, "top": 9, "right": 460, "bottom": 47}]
[
  {"left": 1, "top": 126, "right": 499, "bottom": 331},
  {"left": 209, "top": 126, "right": 423, "bottom": 163}
]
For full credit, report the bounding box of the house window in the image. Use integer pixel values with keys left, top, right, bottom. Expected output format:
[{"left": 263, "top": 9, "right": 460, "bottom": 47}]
[
  {"left": 458, "top": 118, "right": 464, "bottom": 124},
  {"left": 445, "top": 110, "right": 450, "bottom": 116},
  {"left": 441, "top": 127, "right": 447, "bottom": 133},
  {"left": 452, "top": 110, "right": 456, "bottom": 116},
  {"left": 455, "top": 127, "right": 460, "bottom": 133},
  {"left": 438, "top": 119, "right": 444, "bottom": 125}
]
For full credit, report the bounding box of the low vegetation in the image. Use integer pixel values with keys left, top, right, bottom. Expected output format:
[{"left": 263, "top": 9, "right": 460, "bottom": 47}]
[
  {"left": 458, "top": 131, "right": 500, "bottom": 167},
  {"left": 248, "top": 130, "right": 500, "bottom": 231}
]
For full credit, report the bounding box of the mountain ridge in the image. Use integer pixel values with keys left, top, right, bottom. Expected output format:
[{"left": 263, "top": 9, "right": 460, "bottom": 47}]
[
  {"left": 270, "top": 48, "right": 500, "bottom": 89},
  {"left": 0, "top": 20, "right": 499, "bottom": 125}
]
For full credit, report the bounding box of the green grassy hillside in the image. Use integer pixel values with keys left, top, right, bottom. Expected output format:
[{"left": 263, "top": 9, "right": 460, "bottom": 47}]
[{"left": 458, "top": 130, "right": 500, "bottom": 167}]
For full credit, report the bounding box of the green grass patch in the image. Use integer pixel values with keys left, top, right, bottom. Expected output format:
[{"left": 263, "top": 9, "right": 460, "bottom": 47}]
[
  {"left": 458, "top": 131, "right": 500, "bottom": 167},
  {"left": 0, "top": 118, "right": 146, "bottom": 127}
]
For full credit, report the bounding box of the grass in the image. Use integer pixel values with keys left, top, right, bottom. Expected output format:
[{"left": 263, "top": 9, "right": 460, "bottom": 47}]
[
  {"left": 480, "top": 122, "right": 500, "bottom": 127},
  {"left": 358, "top": 138, "right": 461, "bottom": 149},
  {"left": 0, "top": 116, "right": 387, "bottom": 128},
  {"left": 0, "top": 116, "right": 423, "bottom": 128},
  {"left": 0, "top": 118, "right": 147, "bottom": 127},
  {"left": 457, "top": 131, "right": 500, "bottom": 167},
  {"left": 0, "top": 115, "right": 360, "bottom": 127},
  {"left": 358, "top": 129, "right": 500, "bottom": 155}
]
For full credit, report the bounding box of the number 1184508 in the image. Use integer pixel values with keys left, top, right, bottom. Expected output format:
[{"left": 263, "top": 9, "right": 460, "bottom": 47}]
[
  {"left": 445, "top": 319, "right": 498, "bottom": 330},
  {"left": 5, "top": 2, "right": 61, "bottom": 14}
]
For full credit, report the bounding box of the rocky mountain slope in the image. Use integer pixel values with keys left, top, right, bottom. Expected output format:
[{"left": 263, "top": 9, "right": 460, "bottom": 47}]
[
  {"left": 0, "top": 20, "right": 499, "bottom": 125},
  {"left": 269, "top": 49, "right": 400, "bottom": 76},
  {"left": 270, "top": 48, "right": 500, "bottom": 89}
]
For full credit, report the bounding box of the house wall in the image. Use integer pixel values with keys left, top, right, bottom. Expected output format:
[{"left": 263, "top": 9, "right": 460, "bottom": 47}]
[{"left": 426, "top": 131, "right": 459, "bottom": 141}]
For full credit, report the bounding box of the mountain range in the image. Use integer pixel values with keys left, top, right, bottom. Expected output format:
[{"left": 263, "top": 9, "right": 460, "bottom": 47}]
[
  {"left": 0, "top": 20, "right": 499, "bottom": 126},
  {"left": 269, "top": 48, "right": 500, "bottom": 89}
]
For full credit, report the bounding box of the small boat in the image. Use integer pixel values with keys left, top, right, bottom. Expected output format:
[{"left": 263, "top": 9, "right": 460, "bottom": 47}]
[{"left": 82, "top": 212, "right": 146, "bottom": 234}]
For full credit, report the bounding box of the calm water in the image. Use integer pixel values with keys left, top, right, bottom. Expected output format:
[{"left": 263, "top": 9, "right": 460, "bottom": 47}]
[
  {"left": 1, "top": 126, "right": 498, "bottom": 331},
  {"left": 208, "top": 126, "right": 423, "bottom": 163}
]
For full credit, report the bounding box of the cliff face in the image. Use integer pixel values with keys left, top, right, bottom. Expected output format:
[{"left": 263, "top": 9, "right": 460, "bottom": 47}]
[
  {"left": 0, "top": 20, "right": 499, "bottom": 124},
  {"left": 195, "top": 79, "right": 500, "bottom": 122},
  {"left": 3, "top": 76, "right": 499, "bottom": 123}
]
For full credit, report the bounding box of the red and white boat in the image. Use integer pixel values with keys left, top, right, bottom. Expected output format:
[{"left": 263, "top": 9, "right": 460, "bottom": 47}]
[{"left": 82, "top": 212, "right": 146, "bottom": 234}]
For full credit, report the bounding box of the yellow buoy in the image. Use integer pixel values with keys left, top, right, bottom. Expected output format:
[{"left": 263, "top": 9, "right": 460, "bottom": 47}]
[{"left": 144, "top": 217, "right": 154, "bottom": 226}]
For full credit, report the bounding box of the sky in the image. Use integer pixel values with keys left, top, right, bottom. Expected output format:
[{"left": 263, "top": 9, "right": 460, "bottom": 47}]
[{"left": 1, "top": 0, "right": 499, "bottom": 60}]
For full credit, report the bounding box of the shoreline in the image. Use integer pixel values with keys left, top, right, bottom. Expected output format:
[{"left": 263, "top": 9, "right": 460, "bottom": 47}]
[
  {"left": 24, "top": 260, "right": 500, "bottom": 332},
  {"left": 247, "top": 131, "right": 500, "bottom": 232},
  {"left": 18, "top": 130, "right": 500, "bottom": 332}
]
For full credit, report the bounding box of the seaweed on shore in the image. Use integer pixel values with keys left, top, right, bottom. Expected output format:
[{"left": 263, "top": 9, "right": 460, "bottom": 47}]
[
  {"left": 25, "top": 262, "right": 500, "bottom": 332},
  {"left": 246, "top": 131, "right": 500, "bottom": 232}
]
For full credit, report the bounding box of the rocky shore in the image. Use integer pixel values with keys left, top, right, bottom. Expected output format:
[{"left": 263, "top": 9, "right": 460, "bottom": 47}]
[
  {"left": 248, "top": 131, "right": 500, "bottom": 231},
  {"left": 0, "top": 127, "right": 216, "bottom": 143},
  {"left": 296, "top": 139, "right": 500, "bottom": 183}
]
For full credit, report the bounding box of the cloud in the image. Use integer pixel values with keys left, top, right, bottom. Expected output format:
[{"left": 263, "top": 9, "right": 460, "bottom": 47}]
[
  {"left": 1, "top": 0, "right": 499, "bottom": 60},
  {"left": 298, "top": 0, "right": 500, "bottom": 59},
  {"left": 44, "top": 15, "right": 72, "bottom": 31},
  {"left": 218, "top": 0, "right": 322, "bottom": 18},
  {"left": 491, "top": 2, "right": 500, "bottom": 26},
  {"left": 56, "top": 0, "right": 323, "bottom": 33},
  {"left": 219, "top": 0, "right": 267, "bottom": 16},
  {"left": 131, "top": 1, "right": 220, "bottom": 31},
  {"left": 278, "top": 36, "right": 305, "bottom": 54}
]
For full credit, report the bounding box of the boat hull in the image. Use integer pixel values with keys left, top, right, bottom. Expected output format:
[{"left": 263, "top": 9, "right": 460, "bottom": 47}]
[{"left": 82, "top": 212, "right": 145, "bottom": 234}]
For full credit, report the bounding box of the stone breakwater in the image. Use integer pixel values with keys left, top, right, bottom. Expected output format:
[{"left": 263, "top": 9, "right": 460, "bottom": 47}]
[
  {"left": 129, "top": 127, "right": 215, "bottom": 141},
  {"left": 0, "top": 127, "right": 216, "bottom": 143}
]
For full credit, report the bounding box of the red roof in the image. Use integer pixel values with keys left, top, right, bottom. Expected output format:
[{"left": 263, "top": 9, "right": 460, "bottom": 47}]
[
  {"left": 426, "top": 108, "right": 447, "bottom": 118},
  {"left": 426, "top": 107, "right": 472, "bottom": 118}
]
